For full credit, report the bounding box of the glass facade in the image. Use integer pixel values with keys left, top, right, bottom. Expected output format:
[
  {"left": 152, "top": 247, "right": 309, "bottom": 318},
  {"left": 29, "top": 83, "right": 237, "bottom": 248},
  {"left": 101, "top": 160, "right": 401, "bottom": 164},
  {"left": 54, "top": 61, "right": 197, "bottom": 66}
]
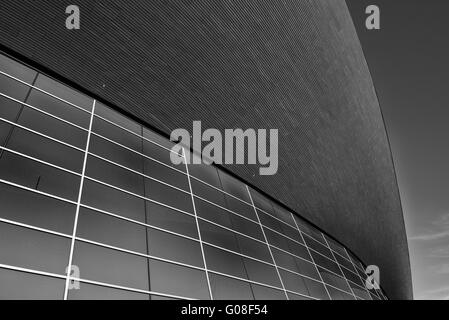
[{"left": 0, "top": 52, "right": 387, "bottom": 300}]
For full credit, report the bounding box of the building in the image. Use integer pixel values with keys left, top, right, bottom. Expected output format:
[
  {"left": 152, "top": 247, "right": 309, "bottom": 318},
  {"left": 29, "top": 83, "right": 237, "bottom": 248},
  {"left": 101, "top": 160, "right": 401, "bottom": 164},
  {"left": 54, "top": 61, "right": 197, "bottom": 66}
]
[{"left": 0, "top": 0, "right": 412, "bottom": 299}]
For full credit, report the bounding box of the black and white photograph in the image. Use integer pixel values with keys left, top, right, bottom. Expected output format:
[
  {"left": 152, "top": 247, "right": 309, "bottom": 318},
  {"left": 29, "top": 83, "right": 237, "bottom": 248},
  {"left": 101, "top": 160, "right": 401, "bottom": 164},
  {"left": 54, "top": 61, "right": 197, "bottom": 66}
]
[{"left": 0, "top": 0, "right": 447, "bottom": 309}]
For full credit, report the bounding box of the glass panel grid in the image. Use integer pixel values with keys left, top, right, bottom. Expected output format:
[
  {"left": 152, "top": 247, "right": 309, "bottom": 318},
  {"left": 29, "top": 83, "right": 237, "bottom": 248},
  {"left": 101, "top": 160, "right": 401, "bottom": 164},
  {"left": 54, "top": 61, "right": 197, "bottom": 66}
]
[{"left": 0, "top": 52, "right": 388, "bottom": 300}]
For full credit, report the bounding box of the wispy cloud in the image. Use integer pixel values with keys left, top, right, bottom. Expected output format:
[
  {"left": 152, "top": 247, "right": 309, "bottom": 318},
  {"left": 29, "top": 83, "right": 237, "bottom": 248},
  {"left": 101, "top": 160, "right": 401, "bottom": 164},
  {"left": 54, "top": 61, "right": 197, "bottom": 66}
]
[
  {"left": 427, "top": 246, "right": 449, "bottom": 258},
  {"left": 408, "top": 213, "right": 449, "bottom": 241},
  {"left": 428, "top": 263, "right": 449, "bottom": 275},
  {"left": 416, "top": 286, "right": 449, "bottom": 300}
]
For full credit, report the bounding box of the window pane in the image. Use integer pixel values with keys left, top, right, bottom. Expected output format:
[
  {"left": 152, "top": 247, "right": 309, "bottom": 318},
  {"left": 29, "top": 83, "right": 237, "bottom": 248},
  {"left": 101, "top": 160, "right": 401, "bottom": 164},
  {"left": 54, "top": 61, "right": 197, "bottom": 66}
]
[
  {"left": 0, "top": 54, "right": 37, "bottom": 83},
  {"left": 149, "top": 259, "right": 210, "bottom": 299},
  {"left": 77, "top": 208, "right": 147, "bottom": 254},
  {"left": 145, "top": 179, "right": 192, "bottom": 213},
  {"left": 143, "top": 127, "right": 175, "bottom": 151},
  {"left": 94, "top": 102, "right": 141, "bottom": 134},
  {"left": 86, "top": 156, "right": 144, "bottom": 196},
  {"left": 68, "top": 282, "right": 148, "bottom": 300},
  {"left": 259, "top": 210, "right": 283, "bottom": 231},
  {"left": 326, "top": 286, "right": 355, "bottom": 300},
  {"left": 272, "top": 247, "right": 319, "bottom": 281},
  {"left": 92, "top": 116, "right": 141, "bottom": 152},
  {"left": 146, "top": 201, "right": 198, "bottom": 239},
  {"left": 0, "top": 95, "right": 22, "bottom": 122},
  {"left": 288, "top": 293, "right": 312, "bottom": 300},
  {"left": 73, "top": 241, "right": 149, "bottom": 290},
  {"left": 0, "top": 120, "right": 12, "bottom": 146},
  {"left": 17, "top": 106, "right": 88, "bottom": 149},
  {"left": 81, "top": 180, "right": 145, "bottom": 222},
  {"left": 0, "top": 73, "right": 30, "bottom": 101},
  {"left": 355, "top": 267, "right": 368, "bottom": 283},
  {"left": 264, "top": 228, "right": 310, "bottom": 260},
  {"left": 341, "top": 266, "right": 364, "bottom": 287},
  {"left": 335, "top": 253, "right": 356, "bottom": 272},
  {"left": 259, "top": 211, "right": 302, "bottom": 242},
  {"left": 0, "top": 222, "right": 70, "bottom": 274},
  {"left": 279, "top": 269, "right": 309, "bottom": 296},
  {"left": 199, "top": 220, "right": 239, "bottom": 253},
  {"left": 294, "top": 216, "right": 326, "bottom": 244},
  {"left": 272, "top": 247, "right": 299, "bottom": 272},
  {"left": 34, "top": 74, "right": 93, "bottom": 111},
  {"left": 26, "top": 89, "right": 90, "bottom": 128},
  {"left": 319, "top": 267, "right": 351, "bottom": 293},
  {"left": 271, "top": 204, "right": 296, "bottom": 228},
  {"left": 143, "top": 139, "right": 185, "bottom": 172},
  {"left": 0, "top": 182, "right": 76, "bottom": 234},
  {"left": 5, "top": 126, "right": 84, "bottom": 173},
  {"left": 251, "top": 284, "right": 286, "bottom": 300},
  {"left": 209, "top": 274, "right": 253, "bottom": 300},
  {"left": 236, "top": 234, "right": 272, "bottom": 263},
  {"left": 249, "top": 189, "right": 274, "bottom": 215},
  {"left": 311, "top": 252, "right": 342, "bottom": 276},
  {"left": 295, "top": 255, "right": 320, "bottom": 280},
  {"left": 229, "top": 214, "right": 264, "bottom": 241},
  {"left": 305, "top": 278, "right": 329, "bottom": 300},
  {"left": 348, "top": 252, "right": 365, "bottom": 271},
  {"left": 204, "top": 245, "right": 247, "bottom": 279},
  {"left": 191, "top": 179, "right": 226, "bottom": 207},
  {"left": 218, "top": 171, "right": 251, "bottom": 203},
  {"left": 280, "top": 224, "right": 302, "bottom": 243},
  {"left": 144, "top": 157, "right": 189, "bottom": 191},
  {"left": 196, "top": 198, "right": 232, "bottom": 229},
  {"left": 89, "top": 134, "right": 144, "bottom": 173},
  {"left": 188, "top": 162, "right": 221, "bottom": 188},
  {"left": 350, "top": 284, "right": 371, "bottom": 300},
  {"left": 324, "top": 235, "right": 349, "bottom": 259},
  {"left": 225, "top": 195, "right": 257, "bottom": 222},
  {"left": 304, "top": 236, "right": 334, "bottom": 260},
  {"left": 0, "top": 268, "right": 64, "bottom": 300},
  {"left": 243, "top": 258, "right": 281, "bottom": 287},
  {"left": 148, "top": 228, "right": 203, "bottom": 267},
  {"left": 0, "top": 151, "right": 81, "bottom": 201}
]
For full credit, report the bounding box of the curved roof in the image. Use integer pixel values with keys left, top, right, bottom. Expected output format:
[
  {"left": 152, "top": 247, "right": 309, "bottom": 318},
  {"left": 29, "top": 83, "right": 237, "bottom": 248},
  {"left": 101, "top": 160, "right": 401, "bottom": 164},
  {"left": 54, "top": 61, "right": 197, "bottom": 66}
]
[{"left": 0, "top": 0, "right": 412, "bottom": 299}]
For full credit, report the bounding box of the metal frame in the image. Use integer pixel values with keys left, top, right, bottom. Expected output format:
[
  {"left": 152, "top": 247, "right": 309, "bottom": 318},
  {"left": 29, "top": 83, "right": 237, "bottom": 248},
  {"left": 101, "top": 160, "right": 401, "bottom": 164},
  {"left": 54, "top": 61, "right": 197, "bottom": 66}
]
[{"left": 0, "top": 64, "right": 388, "bottom": 300}]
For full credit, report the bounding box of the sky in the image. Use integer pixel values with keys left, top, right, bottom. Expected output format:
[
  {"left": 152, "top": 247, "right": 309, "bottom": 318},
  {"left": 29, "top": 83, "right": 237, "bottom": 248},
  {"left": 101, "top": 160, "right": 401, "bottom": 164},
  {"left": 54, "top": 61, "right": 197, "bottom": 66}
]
[{"left": 346, "top": 0, "right": 449, "bottom": 299}]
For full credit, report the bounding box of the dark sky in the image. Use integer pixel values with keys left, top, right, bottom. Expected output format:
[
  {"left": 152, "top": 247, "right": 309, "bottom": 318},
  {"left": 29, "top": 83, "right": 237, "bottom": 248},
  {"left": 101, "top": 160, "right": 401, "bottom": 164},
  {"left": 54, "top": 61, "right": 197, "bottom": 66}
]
[{"left": 346, "top": 0, "right": 449, "bottom": 299}]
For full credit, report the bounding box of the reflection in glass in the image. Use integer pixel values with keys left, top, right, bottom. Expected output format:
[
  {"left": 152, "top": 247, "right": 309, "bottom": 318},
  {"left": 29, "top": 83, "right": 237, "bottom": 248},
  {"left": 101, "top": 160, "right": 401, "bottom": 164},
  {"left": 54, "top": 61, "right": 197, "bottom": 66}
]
[
  {"left": 0, "top": 54, "right": 37, "bottom": 83},
  {"left": 0, "top": 74, "right": 31, "bottom": 101},
  {"left": 26, "top": 89, "right": 91, "bottom": 128},
  {"left": 68, "top": 283, "right": 148, "bottom": 300},
  {"left": 0, "top": 268, "right": 64, "bottom": 300},
  {"left": 77, "top": 207, "right": 147, "bottom": 253},
  {"left": 209, "top": 274, "right": 253, "bottom": 300},
  {"left": 5, "top": 126, "right": 84, "bottom": 172},
  {"left": 81, "top": 180, "right": 145, "bottom": 222},
  {"left": 0, "top": 182, "right": 76, "bottom": 233},
  {"left": 147, "top": 228, "right": 203, "bottom": 267},
  {"left": 149, "top": 259, "right": 210, "bottom": 299},
  {"left": 146, "top": 201, "right": 198, "bottom": 239},
  {"left": 33, "top": 74, "right": 93, "bottom": 111},
  {"left": 0, "top": 222, "right": 70, "bottom": 274},
  {"left": 251, "top": 284, "right": 286, "bottom": 300},
  {"left": 73, "top": 241, "right": 149, "bottom": 290},
  {"left": 0, "top": 151, "right": 81, "bottom": 201}
]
